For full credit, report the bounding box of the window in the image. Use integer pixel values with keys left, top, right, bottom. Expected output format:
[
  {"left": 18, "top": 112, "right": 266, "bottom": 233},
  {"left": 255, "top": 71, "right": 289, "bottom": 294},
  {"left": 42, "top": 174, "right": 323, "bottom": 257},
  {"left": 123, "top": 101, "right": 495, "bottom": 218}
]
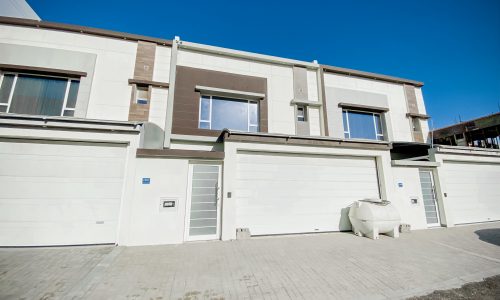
[
  {"left": 135, "top": 86, "right": 148, "bottom": 105},
  {"left": 411, "top": 117, "right": 422, "bottom": 132},
  {"left": 343, "top": 110, "right": 384, "bottom": 140},
  {"left": 297, "top": 105, "right": 307, "bottom": 122},
  {"left": 199, "top": 95, "right": 259, "bottom": 132},
  {"left": 0, "top": 73, "right": 80, "bottom": 116}
]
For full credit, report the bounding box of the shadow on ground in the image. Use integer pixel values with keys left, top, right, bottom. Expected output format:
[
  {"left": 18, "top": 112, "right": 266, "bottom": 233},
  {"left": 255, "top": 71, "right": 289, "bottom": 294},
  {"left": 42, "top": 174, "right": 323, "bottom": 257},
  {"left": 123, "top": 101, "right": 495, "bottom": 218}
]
[
  {"left": 475, "top": 228, "right": 500, "bottom": 246},
  {"left": 408, "top": 275, "right": 500, "bottom": 300}
]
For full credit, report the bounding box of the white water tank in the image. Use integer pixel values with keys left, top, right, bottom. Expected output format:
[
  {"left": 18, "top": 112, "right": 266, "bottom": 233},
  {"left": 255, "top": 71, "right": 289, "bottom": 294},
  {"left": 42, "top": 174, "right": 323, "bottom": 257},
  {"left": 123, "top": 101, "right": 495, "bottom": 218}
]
[{"left": 348, "top": 199, "right": 401, "bottom": 240}]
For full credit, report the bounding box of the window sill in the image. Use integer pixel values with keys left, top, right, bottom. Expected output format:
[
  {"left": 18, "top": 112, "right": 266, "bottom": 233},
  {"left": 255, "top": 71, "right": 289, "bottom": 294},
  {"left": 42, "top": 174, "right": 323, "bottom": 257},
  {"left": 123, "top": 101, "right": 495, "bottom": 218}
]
[
  {"left": 290, "top": 99, "right": 322, "bottom": 107},
  {"left": 338, "top": 102, "right": 389, "bottom": 112},
  {"left": 344, "top": 137, "right": 386, "bottom": 143},
  {"left": 0, "top": 64, "right": 86, "bottom": 78},
  {"left": 406, "top": 113, "right": 430, "bottom": 119},
  {"left": 195, "top": 85, "right": 265, "bottom": 100}
]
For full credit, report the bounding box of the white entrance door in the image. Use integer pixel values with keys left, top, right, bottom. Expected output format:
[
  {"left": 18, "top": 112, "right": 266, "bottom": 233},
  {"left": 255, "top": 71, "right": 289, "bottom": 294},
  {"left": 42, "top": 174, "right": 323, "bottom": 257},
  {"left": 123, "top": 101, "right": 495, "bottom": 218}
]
[
  {"left": 235, "top": 152, "right": 380, "bottom": 235},
  {"left": 443, "top": 161, "right": 500, "bottom": 224},
  {"left": 185, "top": 163, "right": 222, "bottom": 241},
  {"left": 418, "top": 170, "right": 441, "bottom": 227},
  {"left": 0, "top": 140, "right": 127, "bottom": 246}
]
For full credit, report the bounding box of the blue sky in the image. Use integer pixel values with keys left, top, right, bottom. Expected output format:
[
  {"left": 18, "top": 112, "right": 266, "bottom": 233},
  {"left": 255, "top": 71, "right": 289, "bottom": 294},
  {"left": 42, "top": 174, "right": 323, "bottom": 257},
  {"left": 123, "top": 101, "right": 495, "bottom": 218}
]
[{"left": 28, "top": 0, "right": 500, "bottom": 128}]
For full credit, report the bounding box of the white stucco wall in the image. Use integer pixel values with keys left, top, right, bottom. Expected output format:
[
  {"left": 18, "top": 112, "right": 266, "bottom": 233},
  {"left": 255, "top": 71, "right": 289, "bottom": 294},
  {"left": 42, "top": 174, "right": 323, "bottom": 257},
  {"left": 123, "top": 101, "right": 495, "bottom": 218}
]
[
  {"left": 391, "top": 166, "right": 429, "bottom": 230},
  {"left": 0, "top": 24, "right": 171, "bottom": 125},
  {"left": 323, "top": 73, "right": 414, "bottom": 142},
  {"left": 123, "top": 158, "right": 190, "bottom": 246},
  {"left": 149, "top": 88, "right": 169, "bottom": 130},
  {"left": 153, "top": 46, "right": 171, "bottom": 83}
]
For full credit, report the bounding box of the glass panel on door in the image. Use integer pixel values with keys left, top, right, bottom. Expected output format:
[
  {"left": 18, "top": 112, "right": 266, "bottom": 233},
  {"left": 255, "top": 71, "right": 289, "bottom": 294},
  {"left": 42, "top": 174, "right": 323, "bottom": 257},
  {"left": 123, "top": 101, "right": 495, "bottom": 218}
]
[
  {"left": 419, "top": 170, "right": 440, "bottom": 226},
  {"left": 188, "top": 164, "right": 220, "bottom": 239}
]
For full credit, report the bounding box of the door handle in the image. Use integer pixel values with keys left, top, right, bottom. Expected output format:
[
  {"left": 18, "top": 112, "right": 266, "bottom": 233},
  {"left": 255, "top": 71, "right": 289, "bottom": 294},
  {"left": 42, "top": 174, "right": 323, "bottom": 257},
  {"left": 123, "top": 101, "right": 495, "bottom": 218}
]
[{"left": 215, "top": 185, "right": 220, "bottom": 204}]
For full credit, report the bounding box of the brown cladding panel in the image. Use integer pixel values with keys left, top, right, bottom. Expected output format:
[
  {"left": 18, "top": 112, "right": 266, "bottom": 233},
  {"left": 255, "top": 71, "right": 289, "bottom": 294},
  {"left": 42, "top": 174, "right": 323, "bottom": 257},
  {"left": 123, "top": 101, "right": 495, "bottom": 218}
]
[
  {"left": 413, "top": 131, "right": 424, "bottom": 143},
  {"left": 134, "top": 41, "right": 156, "bottom": 81},
  {"left": 293, "top": 66, "right": 308, "bottom": 100},
  {"left": 128, "top": 85, "right": 151, "bottom": 122},
  {"left": 172, "top": 66, "right": 268, "bottom": 137},
  {"left": 404, "top": 84, "right": 419, "bottom": 114}
]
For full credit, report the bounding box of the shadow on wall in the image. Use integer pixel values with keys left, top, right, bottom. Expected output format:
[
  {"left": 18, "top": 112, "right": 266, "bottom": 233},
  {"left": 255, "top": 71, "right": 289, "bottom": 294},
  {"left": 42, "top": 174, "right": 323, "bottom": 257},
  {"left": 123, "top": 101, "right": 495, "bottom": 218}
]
[
  {"left": 475, "top": 228, "right": 500, "bottom": 246},
  {"left": 339, "top": 207, "right": 352, "bottom": 231}
]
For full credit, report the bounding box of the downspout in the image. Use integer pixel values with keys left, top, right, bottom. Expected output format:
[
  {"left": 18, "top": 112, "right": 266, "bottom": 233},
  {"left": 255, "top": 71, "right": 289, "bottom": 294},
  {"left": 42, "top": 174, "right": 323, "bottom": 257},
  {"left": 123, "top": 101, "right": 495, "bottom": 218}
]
[
  {"left": 316, "top": 64, "right": 329, "bottom": 136},
  {"left": 163, "top": 36, "right": 180, "bottom": 148}
]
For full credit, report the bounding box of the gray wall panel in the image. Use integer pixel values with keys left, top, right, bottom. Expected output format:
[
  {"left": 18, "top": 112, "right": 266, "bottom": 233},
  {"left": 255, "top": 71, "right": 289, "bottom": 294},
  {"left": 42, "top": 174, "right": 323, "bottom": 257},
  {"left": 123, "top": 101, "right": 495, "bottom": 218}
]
[{"left": 0, "top": 43, "right": 96, "bottom": 118}]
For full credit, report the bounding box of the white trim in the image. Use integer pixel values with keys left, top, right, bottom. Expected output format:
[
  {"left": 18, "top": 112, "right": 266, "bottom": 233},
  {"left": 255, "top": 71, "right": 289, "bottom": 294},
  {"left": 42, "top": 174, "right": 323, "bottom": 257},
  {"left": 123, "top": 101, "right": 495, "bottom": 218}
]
[
  {"left": 391, "top": 160, "right": 441, "bottom": 167},
  {"left": 343, "top": 110, "right": 350, "bottom": 138},
  {"left": 195, "top": 85, "right": 265, "bottom": 100},
  {"left": 5, "top": 74, "right": 17, "bottom": 113},
  {"left": 163, "top": 36, "right": 180, "bottom": 148},
  {"left": 60, "top": 79, "right": 71, "bottom": 116},
  {"left": 180, "top": 41, "right": 319, "bottom": 69},
  {"left": 170, "top": 134, "right": 219, "bottom": 142}
]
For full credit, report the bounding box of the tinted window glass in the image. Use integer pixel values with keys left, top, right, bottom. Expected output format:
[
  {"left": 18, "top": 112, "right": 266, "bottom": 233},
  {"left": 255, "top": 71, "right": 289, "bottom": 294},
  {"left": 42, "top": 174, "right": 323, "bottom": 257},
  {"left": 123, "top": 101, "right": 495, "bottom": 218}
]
[
  {"left": 9, "top": 74, "right": 67, "bottom": 116},
  {"left": 211, "top": 97, "right": 249, "bottom": 131}
]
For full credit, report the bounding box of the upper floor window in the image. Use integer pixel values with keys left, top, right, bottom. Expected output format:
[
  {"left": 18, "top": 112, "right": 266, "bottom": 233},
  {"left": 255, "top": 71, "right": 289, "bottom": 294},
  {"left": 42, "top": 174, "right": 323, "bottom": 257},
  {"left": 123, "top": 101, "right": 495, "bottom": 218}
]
[
  {"left": 199, "top": 95, "right": 259, "bottom": 132},
  {"left": 343, "top": 109, "right": 384, "bottom": 141},
  {"left": 0, "top": 73, "right": 80, "bottom": 117},
  {"left": 297, "top": 105, "right": 307, "bottom": 122},
  {"left": 135, "top": 86, "right": 149, "bottom": 105}
]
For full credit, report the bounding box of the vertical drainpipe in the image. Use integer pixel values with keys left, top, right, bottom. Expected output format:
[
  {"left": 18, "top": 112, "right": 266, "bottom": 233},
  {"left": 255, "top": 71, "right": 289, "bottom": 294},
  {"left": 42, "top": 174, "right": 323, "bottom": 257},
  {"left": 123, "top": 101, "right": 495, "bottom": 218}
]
[
  {"left": 315, "top": 62, "right": 329, "bottom": 136},
  {"left": 163, "top": 36, "right": 180, "bottom": 148}
]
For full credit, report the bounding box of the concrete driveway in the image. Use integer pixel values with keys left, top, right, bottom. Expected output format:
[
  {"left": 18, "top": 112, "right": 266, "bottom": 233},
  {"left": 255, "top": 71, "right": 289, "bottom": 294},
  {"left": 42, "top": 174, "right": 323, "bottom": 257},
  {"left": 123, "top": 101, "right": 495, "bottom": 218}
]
[{"left": 1, "top": 223, "right": 499, "bottom": 300}]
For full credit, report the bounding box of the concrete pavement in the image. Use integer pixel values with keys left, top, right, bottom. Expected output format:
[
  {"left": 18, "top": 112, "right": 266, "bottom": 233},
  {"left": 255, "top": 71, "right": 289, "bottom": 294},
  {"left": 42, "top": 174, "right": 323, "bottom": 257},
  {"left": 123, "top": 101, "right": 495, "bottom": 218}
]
[{"left": 1, "top": 222, "right": 499, "bottom": 299}]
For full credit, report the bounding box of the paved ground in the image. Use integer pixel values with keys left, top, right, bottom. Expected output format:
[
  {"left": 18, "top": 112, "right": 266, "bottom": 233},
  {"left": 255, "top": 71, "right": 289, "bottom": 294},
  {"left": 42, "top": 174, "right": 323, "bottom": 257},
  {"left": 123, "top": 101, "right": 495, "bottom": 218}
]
[{"left": 0, "top": 222, "right": 499, "bottom": 300}]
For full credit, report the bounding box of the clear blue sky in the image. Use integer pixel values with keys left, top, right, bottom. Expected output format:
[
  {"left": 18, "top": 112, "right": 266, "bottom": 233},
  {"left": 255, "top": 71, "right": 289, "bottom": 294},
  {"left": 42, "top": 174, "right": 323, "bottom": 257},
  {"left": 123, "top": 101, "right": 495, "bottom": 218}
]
[{"left": 28, "top": 0, "right": 500, "bottom": 128}]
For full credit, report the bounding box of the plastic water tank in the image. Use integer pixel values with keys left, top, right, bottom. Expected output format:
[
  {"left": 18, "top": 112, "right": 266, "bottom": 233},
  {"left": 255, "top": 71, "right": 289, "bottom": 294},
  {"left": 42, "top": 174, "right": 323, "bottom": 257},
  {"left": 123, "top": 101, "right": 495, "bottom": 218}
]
[{"left": 348, "top": 199, "right": 401, "bottom": 240}]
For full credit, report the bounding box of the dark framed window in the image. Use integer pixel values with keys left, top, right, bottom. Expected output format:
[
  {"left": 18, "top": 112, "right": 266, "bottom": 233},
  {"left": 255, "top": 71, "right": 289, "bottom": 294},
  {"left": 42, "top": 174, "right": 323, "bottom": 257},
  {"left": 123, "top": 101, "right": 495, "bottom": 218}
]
[
  {"left": 0, "top": 72, "right": 80, "bottom": 116},
  {"left": 297, "top": 105, "right": 307, "bottom": 122},
  {"left": 198, "top": 95, "right": 259, "bottom": 132},
  {"left": 343, "top": 109, "right": 384, "bottom": 141},
  {"left": 135, "top": 86, "right": 149, "bottom": 105}
]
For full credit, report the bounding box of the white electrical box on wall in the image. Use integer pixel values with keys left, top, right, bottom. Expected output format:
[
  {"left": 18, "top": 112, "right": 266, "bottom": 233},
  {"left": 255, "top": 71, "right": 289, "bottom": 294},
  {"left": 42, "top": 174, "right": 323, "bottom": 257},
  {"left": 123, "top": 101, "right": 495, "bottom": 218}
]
[{"left": 159, "top": 197, "right": 178, "bottom": 212}]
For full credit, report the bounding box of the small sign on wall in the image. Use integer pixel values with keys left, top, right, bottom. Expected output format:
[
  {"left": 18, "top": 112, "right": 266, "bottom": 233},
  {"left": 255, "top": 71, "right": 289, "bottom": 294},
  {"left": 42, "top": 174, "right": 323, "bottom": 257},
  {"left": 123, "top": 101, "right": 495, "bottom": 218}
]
[
  {"left": 159, "top": 197, "right": 178, "bottom": 212},
  {"left": 142, "top": 178, "right": 151, "bottom": 184}
]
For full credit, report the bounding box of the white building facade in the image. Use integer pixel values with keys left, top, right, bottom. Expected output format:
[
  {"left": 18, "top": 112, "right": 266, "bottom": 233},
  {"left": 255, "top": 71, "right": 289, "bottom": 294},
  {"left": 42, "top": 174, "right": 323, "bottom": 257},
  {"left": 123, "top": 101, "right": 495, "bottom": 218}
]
[{"left": 0, "top": 17, "right": 498, "bottom": 246}]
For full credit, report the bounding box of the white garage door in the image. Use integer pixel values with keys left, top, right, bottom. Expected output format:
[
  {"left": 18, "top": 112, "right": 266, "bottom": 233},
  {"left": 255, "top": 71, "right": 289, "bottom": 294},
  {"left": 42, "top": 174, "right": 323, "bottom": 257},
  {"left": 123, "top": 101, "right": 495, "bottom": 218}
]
[
  {"left": 443, "top": 161, "right": 500, "bottom": 224},
  {"left": 235, "top": 151, "right": 380, "bottom": 235},
  {"left": 0, "top": 140, "right": 127, "bottom": 246}
]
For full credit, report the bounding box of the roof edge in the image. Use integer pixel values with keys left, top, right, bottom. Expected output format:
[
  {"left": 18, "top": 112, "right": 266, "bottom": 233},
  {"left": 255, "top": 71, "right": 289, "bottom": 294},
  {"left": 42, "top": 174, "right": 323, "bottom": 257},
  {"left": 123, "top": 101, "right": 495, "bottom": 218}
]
[
  {"left": 220, "top": 129, "right": 391, "bottom": 150},
  {"left": 0, "top": 16, "right": 172, "bottom": 46},
  {"left": 322, "top": 64, "right": 424, "bottom": 87}
]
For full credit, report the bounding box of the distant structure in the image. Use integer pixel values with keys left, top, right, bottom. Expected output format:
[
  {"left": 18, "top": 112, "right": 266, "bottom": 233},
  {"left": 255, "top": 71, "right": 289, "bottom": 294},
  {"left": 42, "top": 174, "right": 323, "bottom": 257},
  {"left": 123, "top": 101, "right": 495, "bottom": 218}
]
[
  {"left": 0, "top": 0, "right": 40, "bottom": 20},
  {"left": 432, "top": 112, "right": 500, "bottom": 149}
]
